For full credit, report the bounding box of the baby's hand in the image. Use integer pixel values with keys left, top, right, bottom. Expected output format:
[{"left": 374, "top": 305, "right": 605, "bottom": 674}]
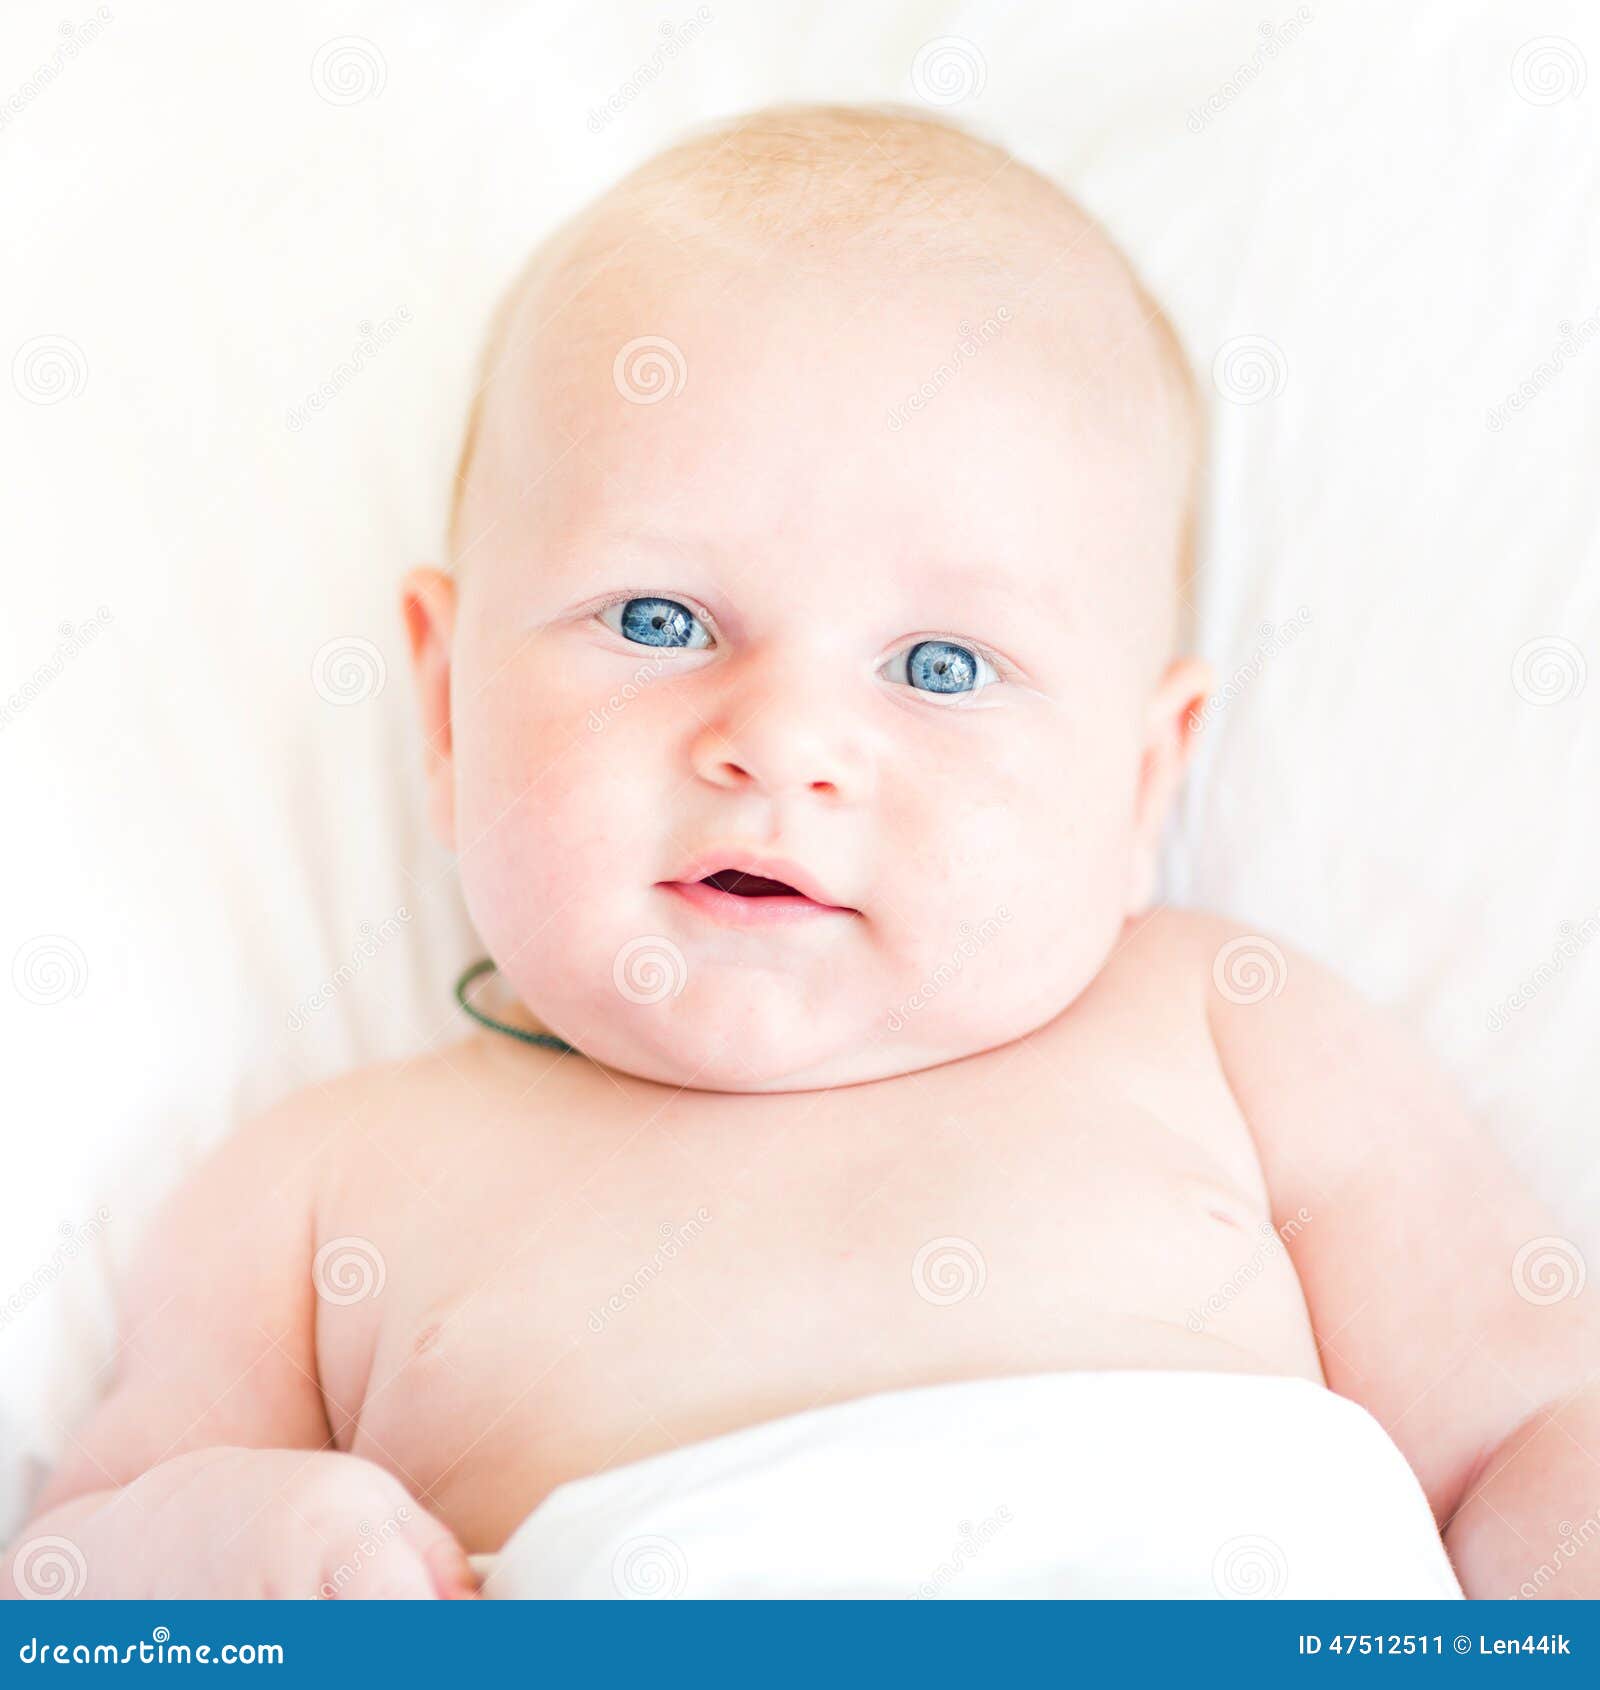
[
  {"left": 146, "top": 1447, "right": 477, "bottom": 1600},
  {"left": 62, "top": 1447, "right": 476, "bottom": 1600}
]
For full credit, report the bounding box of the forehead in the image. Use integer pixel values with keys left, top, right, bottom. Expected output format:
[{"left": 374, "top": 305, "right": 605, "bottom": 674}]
[{"left": 468, "top": 239, "right": 1173, "bottom": 614}]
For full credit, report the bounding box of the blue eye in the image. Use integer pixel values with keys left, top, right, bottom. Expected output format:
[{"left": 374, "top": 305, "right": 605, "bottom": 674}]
[
  {"left": 899, "top": 638, "right": 993, "bottom": 696},
  {"left": 605, "top": 596, "right": 713, "bottom": 650}
]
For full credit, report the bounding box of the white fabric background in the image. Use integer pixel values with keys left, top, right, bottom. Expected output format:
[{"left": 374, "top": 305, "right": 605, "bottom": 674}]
[{"left": 3, "top": 0, "right": 1597, "bottom": 1536}]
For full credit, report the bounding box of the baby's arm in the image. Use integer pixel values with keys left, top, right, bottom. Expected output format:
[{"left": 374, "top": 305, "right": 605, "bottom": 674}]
[
  {"left": 2, "top": 1083, "right": 474, "bottom": 1600},
  {"left": 1202, "top": 921, "right": 1600, "bottom": 1599}
]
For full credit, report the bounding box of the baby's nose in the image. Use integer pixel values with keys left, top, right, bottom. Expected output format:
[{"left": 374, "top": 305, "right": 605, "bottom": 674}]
[{"left": 687, "top": 656, "right": 871, "bottom": 802}]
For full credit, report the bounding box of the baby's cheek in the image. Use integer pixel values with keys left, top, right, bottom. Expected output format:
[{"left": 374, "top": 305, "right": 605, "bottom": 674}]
[
  {"left": 904, "top": 733, "right": 1089, "bottom": 893},
  {"left": 472, "top": 755, "right": 624, "bottom": 905},
  {"left": 898, "top": 736, "right": 1133, "bottom": 1000},
  {"left": 451, "top": 709, "right": 591, "bottom": 929}
]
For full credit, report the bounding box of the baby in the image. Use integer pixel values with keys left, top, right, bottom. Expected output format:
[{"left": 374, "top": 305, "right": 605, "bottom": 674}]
[{"left": 8, "top": 103, "right": 1599, "bottom": 1601}]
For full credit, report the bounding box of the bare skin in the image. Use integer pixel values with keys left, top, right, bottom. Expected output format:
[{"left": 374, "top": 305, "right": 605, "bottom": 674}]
[
  {"left": 10, "top": 907, "right": 1598, "bottom": 1599},
  {"left": 9, "top": 110, "right": 1600, "bottom": 1600}
]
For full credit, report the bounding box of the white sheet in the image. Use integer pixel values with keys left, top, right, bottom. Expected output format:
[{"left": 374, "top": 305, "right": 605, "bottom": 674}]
[
  {"left": 4, "top": 0, "right": 1597, "bottom": 1538},
  {"left": 472, "top": 1370, "right": 1464, "bottom": 1598}
]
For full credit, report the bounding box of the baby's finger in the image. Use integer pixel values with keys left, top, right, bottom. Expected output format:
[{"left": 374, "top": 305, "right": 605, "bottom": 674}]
[
  {"left": 314, "top": 1512, "right": 452, "bottom": 1600},
  {"left": 425, "top": 1538, "right": 481, "bottom": 1598},
  {"left": 396, "top": 1504, "right": 478, "bottom": 1599},
  {"left": 331, "top": 1539, "right": 439, "bottom": 1601}
]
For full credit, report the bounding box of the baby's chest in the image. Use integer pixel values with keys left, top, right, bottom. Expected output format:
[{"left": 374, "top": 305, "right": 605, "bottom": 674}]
[{"left": 329, "top": 1037, "right": 1292, "bottom": 1541}]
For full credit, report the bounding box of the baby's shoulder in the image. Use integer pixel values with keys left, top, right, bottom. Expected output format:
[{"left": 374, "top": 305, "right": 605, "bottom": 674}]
[
  {"left": 1091, "top": 904, "right": 1292, "bottom": 1003},
  {"left": 1106, "top": 905, "right": 1399, "bottom": 1109},
  {"left": 1061, "top": 905, "right": 1327, "bottom": 1073},
  {"left": 250, "top": 1035, "right": 512, "bottom": 1169}
]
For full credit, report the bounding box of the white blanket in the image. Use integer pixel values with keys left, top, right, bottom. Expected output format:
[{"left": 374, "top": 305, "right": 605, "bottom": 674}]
[{"left": 471, "top": 1371, "right": 1465, "bottom": 1599}]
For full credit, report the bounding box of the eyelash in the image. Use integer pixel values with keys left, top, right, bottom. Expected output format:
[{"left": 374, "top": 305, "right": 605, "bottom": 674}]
[{"left": 589, "top": 591, "right": 1010, "bottom": 695}]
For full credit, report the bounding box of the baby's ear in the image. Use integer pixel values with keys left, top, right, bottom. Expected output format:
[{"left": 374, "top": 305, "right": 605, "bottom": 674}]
[
  {"left": 400, "top": 566, "right": 458, "bottom": 851},
  {"left": 1125, "top": 655, "right": 1213, "bottom": 914}
]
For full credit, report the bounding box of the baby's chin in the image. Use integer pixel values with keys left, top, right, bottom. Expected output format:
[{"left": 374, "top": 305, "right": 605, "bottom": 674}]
[
  {"left": 514, "top": 964, "right": 962, "bottom": 1093},
  {"left": 564, "top": 984, "right": 892, "bottom": 1093}
]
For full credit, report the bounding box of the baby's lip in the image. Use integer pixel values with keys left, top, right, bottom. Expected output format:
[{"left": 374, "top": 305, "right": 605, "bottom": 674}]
[
  {"left": 663, "top": 848, "right": 857, "bottom": 913},
  {"left": 660, "top": 877, "right": 856, "bottom": 931}
]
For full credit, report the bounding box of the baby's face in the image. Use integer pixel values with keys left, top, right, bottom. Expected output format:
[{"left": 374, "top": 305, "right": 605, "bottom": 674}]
[{"left": 411, "top": 244, "right": 1203, "bottom": 1090}]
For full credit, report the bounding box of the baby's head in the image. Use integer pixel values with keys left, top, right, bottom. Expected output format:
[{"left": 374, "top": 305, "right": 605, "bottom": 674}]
[{"left": 403, "top": 103, "right": 1210, "bottom": 1092}]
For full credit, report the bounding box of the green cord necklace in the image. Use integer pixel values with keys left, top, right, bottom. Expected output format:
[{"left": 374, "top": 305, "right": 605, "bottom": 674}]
[{"left": 454, "top": 957, "right": 577, "bottom": 1054}]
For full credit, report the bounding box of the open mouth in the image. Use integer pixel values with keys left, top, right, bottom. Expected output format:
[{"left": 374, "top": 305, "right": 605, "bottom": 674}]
[
  {"left": 698, "top": 869, "right": 806, "bottom": 898},
  {"left": 661, "top": 862, "right": 858, "bottom": 928}
]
